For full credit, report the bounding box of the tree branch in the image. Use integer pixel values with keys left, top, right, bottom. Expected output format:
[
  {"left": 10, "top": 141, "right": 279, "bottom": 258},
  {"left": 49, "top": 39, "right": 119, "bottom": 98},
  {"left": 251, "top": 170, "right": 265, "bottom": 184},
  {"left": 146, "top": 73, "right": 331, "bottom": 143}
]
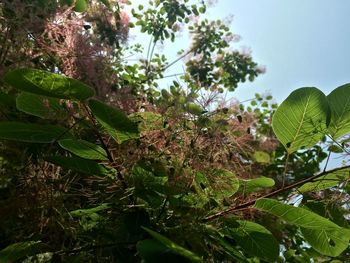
[{"left": 204, "top": 164, "right": 350, "bottom": 221}]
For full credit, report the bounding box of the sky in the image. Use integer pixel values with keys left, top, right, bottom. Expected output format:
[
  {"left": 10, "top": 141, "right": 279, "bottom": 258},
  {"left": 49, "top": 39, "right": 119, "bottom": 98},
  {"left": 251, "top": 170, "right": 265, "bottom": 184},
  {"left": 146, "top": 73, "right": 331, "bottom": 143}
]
[{"left": 128, "top": 0, "right": 350, "bottom": 103}]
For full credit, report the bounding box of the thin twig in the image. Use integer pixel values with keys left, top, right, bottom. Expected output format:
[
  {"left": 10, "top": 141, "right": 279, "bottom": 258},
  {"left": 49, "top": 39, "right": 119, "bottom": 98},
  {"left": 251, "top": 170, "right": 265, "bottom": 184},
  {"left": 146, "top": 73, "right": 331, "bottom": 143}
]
[{"left": 204, "top": 164, "right": 350, "bottom": 221}]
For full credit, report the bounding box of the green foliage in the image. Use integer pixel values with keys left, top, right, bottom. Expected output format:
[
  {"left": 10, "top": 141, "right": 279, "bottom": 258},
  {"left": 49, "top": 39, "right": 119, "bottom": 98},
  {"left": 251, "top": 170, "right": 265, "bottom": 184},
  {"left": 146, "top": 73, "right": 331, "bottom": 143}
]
[
  {"left": 0, "top": 122, "right": 72, "bottom": 143},
  {"left": 327, "top": 83, "right": 350, "bottom": 139},
  {"left": 58, "top": 139, "right": 108, "bottom": 160},
  {"left": 1, "top": 1, "right": 350, "bottom": 262},
  {"left": 255, "top": 198, "right": 350, "bottom": 256},
  {"left": 45, "top": 155, "right": 110, "bottom": 176},
  {"left": 221, "top": 220, "right": 279, "bottom": 261},
  {"left": 89, "top": 99, "right": 139, "bottom": 144},
  {"left": 4, "top": 68, "right": 95, "bottom": 100},
  {"left": 141, "top": 227, "right": 203, "bottom": 262},
  {"left": 272, "top": 87, "right": 329, "bottom": 153},
  {"left": 0, "top": 241, "right": 42, "bottom": 263}
]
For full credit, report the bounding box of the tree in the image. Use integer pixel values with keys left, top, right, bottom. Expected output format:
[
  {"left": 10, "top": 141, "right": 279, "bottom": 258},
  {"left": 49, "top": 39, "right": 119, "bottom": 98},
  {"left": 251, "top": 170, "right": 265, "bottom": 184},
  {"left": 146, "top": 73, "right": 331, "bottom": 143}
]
[{"left": 0, "top": 1, "right": 350, "bottom": 262}]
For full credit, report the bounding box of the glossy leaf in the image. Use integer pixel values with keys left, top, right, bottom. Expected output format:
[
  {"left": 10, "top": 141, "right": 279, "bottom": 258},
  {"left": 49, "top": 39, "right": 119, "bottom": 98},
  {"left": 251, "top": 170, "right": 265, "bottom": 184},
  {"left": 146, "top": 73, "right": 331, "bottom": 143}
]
[
  {"left": 4, "top": 68, "right": 95, "bottom": 100},
  {"left": 255, "top": 198, "right": 350, "bottom": 256},
  {"left": 272, "top": 87, "right": 329, "bottom": 153},
  {"left": 58, "top": 139, "right": 108, "bottom": 160},
  {"left": 129, "top": 111, "right": 163, "bottom": 132},
  {"left": 298, "top": 168, "right": 350, "bottom": 193},
  {"left": 238, "top": 177, "right": 275, "bottom": 193},
  {"left": 327, "top": 83, "right": 350, "bottom": 139},
  {"left": 16, "top": 92, "right": 66, "bottom": 119},
  {"left": 89, "top": 99, "right": 139, "bottom": 144},
  {"left": 0, "top": 241, "right": 41, "bottom": 263},
  {"left": 142, "top": 227, "right": 203, "bottom": 262},
  {"left": 222, "top": 220, "right": 279, "bottom": 262},
  {"left": 0, "top": 122, "right": 71, "bottom": 143},
  {"left": 46, "top": 155, "right": 109, "bottom": 176}
]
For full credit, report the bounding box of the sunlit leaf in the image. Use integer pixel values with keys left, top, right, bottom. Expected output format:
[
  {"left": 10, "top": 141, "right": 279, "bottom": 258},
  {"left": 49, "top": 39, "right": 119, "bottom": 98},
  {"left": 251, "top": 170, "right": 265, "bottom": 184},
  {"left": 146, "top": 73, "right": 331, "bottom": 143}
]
[
  {"left": 298, "top": 168, "right": 350, "bottom": 193},
  {"left": 327, "top": 83, "right": 350, "bottom": 139},
  {"left": 272, "top": 87, "right": 329, "bottom": 153},
  {"left": 238, "top": 177, "right": 275, "bottom": 193},
  {"left": 0, "top": 122, "right": 72, "bottom": 143},
  {"left": 252, "top": 151, "right": 270, "bottom": 164},
  {"left": 89, "top": 99, "right": 139, "bottom": 144},
  {"left": 58, "top": 139, "right": 108, "bottom": 160},
  {"left": 255, "top": 198, "right": 350, "bottom": 256},
  {"left": 4, "top": 68, "right": 95, "bottom": 100}
]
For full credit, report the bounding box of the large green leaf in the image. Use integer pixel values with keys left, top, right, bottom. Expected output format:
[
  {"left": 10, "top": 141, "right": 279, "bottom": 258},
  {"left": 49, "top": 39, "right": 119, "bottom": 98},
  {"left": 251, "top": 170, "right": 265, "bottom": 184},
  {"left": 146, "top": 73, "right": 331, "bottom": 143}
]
[
  {"left": 4, "top": 68, "right": 95, "bottom": 100},
  {"left": 327, "top": 83, "right": 350, "bottom": 139},
  {"left": 16, "top": 92, "right": 66, "bottom": 119},
  {"left": 58, "top": 139, "right": 108, "bottom": 160},
  {"left": 141, "top": 227, "right": 203, "bottom": 262},
  {"left": 298, "top": 168, "right": 350, "bottom": 193},
  {"left": 89, "top": 99, "right": 139, "bottom": 144},
  {"left": 238, "top": 176, "right": 275, "bottom": 194},
  {"left": 46, "top": 155, "right": 109, "bottom": 176},
  {"left": 255, "top": 198, "right": 350, "bottom": 256},
  {"left": 0, "top": 122, "right": 71, "bottom": 143},
  {"left": 272, "top": 87, "right": 329, "bottom": 153},
  {"left": 0, "top": 241, "right": 41, "bottom": 263},
  {"left": 221, "top": 220, "right": 279, "bottom": 262}
]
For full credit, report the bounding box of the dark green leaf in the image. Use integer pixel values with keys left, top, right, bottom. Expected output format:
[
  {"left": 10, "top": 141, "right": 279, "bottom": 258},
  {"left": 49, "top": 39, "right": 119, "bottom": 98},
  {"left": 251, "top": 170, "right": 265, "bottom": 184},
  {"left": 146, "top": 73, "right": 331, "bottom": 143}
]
[
  {"left": 0, "top": 241, "right": 41, "bottom": 263},
  {"left": 46, "top": 155, "right": 109, "bottom": 176},
  {"left": 222, "top": 220, "right": 279, "bottom": 262},
  {"left": 16, "top": 92, "right": 66, "bottom": 119},
  {"left": 4, "top": 68, "right": 95, "bottom": 100},
  {"left": 89, "top": 99, "right": 139, "bottom": 144},
  {"left": 58, "top": 139, "right": 108, "bottom": 160},
  {"left": 0, "top": 122, "right": 71, "bottom": 143},
  {"left": 142, "top": 227, "right": 203, "bottom": 262}
]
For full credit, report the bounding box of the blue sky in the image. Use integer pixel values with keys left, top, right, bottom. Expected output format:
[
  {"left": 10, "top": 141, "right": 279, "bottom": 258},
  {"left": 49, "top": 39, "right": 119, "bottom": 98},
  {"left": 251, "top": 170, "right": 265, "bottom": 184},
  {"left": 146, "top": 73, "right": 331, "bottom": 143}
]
[
  {"left": 215, "top": 0, "right": 350, "bottom": 103},
  {"left": 129, "top": 0, "right": 350, "bottom": 103}
]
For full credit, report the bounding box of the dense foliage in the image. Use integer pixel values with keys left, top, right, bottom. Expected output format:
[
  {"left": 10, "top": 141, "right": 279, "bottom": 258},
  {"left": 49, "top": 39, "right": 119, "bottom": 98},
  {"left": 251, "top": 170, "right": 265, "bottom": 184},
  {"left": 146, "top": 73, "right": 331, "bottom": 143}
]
[{"left": 1, "top": 1, "right": 350, "bottom": 262}]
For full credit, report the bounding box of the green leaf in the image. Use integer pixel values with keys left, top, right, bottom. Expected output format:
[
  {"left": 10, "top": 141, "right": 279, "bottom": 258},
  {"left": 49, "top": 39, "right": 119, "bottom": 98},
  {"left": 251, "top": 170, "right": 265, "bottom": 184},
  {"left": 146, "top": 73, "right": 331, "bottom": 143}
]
[
  {"left": 16, "top": 92, "right": 66, "bottom": 119},
  {"left": 89, "top": 99, "right": 139, "bottom": 144},
  {"left": 46, "top": 155, "right": 109, "bottom": 176},
  {"left": 141, "top": 227, "right": 203, "bottom": 262},
  {"left": 4, "top": 68, "right": 95, "bottom": 100},
  {"left": 69, "top": 203, "right": 110, "bottom": 217},
  {"left": 0, "top": 241, "right": 41, "bottom": 263},
  {"left": 206, "top": 169, "right": 239, "bottom": 200},
  {"left": 238, "top": 177, "right": 275, "bottom": 193},
  {"left": 58, "top": 139, "right": 108, "bottom": 160},
  {"left": 74, "top": 0, "right": 87, "bottom": 12},
  {"left": 222, "top": 220, "right": 279, "bottom": 262},
  {"left": 255, "top": 198, "right": 350, "bottom": 257},
  {"left": 129, "top": 112, "right": 163, "bottom": 132},
  {"left": 298, "top": 168, "right": 350, "bottom": 193},
  {"left": 0, "top": 122, "right": 71, "bottom": 143},
  {"left": 327, "top": 83, "right": 350, "bottom": 139},
  {"left": 272, "top": 87, "right": 329, "bottom": 153},
  {"left": 252, "top": 151, "right": 270, "bottom": 164}
]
